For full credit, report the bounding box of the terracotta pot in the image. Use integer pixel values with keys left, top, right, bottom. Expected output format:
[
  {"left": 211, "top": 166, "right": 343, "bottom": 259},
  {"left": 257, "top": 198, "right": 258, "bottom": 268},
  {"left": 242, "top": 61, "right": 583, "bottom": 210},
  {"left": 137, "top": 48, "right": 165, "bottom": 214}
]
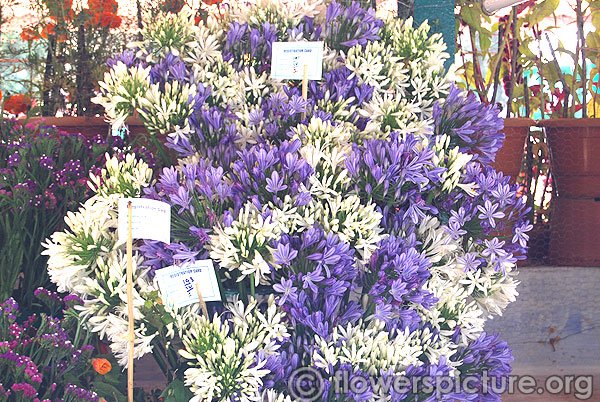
[
  {"left": 539, "top": 118, "right": 600, "bottom": 266},
  {"left": 491, "top": 118, "right": 534, "bottom": 182},
  {"left": 18, "top": 116, "right": 147, "bottom": 139},
  {"left": 540, "top": 118, "right": 600, "bottom": 198}
]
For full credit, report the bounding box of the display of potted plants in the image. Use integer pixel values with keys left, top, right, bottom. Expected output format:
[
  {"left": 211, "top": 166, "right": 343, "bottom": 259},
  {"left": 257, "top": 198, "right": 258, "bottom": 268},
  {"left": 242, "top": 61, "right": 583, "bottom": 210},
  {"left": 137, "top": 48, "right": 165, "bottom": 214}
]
[{"left": 41, "top": 2, "right": 531, "bottom": 400}]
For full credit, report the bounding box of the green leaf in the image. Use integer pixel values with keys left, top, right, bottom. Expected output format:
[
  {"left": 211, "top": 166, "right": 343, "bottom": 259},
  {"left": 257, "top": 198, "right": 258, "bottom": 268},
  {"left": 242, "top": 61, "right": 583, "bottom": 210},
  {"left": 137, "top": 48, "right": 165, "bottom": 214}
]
[
  {"left": 93, "top": 381, "right": 127, "bottom": 402},
  {"left": 586, "top": 31, "right": 600, "bottom": 59},
  {"left": 160, "top": 379, "right": 194, "bottom": 402},
  {"left": 460, "top": 5, "right": 482, "bottom": 30},
  {"left": 527, "top": 0, "right": 560, "bottom": 25}
]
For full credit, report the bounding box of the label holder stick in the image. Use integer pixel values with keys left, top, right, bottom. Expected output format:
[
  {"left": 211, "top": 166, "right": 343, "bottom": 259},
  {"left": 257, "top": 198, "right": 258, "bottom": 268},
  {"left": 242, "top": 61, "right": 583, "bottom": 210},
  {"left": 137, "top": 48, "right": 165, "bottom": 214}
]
[
  {"left": 195, "top": 283, "right": 209, "bottom": 318},
  {"left": 302, "top": 64, "right": 308, "bottom": 120},
  {"left": 126, "top": 201, "right": 135, "bottom": 402}
]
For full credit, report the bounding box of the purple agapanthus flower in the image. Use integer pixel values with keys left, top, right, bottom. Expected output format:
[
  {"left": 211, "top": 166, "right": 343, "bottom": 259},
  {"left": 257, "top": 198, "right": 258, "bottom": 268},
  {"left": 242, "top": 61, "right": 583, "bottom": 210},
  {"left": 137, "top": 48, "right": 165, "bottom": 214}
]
[{"left": 433, "top": 85, "right": 504, "bottom": 166}]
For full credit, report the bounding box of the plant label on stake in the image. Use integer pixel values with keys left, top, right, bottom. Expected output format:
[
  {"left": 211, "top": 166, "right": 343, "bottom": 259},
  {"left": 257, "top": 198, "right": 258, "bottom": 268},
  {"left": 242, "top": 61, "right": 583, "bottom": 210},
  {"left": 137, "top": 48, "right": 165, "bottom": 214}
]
[
  {"left": 154, "top": 260, "right": 222, "bottom": 312},
  {"left": 118, "top": 198, "right": 171, "bottom": 402},
  {"left": 271, "top": 41, "right": 324, "bottom": 102},
  {"left": 118, "top": 198, "right": 171, "bottom": 244}
]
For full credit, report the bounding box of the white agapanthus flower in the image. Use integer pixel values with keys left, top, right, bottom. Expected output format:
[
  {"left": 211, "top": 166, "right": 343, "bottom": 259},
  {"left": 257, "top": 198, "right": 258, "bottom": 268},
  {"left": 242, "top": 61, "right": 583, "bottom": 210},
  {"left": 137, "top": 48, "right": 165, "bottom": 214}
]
[
  {"left": 181, "top": 296, "right": 287, "bottom": 402},
  {"left": 359, "top": 93, "right": 430, "bottom": 139},
  {"left": 208, "top": 202, "right": 281, "bottom": 285},
  {"left": 224, "top": 0, "right": 325, "bottom": 30},
  {"left": 92, "top": 62, "right": 151, "bottom": 130},
  {"left": 313, "top": 320, "right": 456, "bottom": 377},
  {"left": 138, "top": 80, "right": 197, "bottom": 136},
  {"left": 132, "top": 6, "right": 200, "bottom": 62},
  {"left": 346, "top": 41, "right": 407, "bottom": 94},
  {"left": 89, "top": 153, "right": 153, "bottom": 199},
  {"left": 43, "top": 154, "right": 193, "bottom": 367},
  {"left": 307, "top": 194, "right": 384, "bottom": 266}
]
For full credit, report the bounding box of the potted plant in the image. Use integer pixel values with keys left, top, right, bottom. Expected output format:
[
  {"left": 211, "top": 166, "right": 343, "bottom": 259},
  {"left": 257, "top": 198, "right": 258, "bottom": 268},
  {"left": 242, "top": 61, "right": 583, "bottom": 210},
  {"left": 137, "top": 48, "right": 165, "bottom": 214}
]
[
  {"left": 534, "top": 0, "right": 600, "bottom": 266},
  {"left": 455, "top": 0, "right": 542, "bottom": 183}
]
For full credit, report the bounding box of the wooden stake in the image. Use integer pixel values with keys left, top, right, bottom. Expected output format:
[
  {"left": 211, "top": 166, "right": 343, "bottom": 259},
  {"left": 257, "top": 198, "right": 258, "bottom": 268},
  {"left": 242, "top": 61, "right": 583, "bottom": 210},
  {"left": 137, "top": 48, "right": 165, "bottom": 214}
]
[
  {"left": 302, "top": 64, "right": 308, "bottom": 101},
  {"left": 126, "top": 201, "right": 134, "bottom": 402},
  {"left": 195, "top": 283, "right": 209, "bottom": 318},
  {"left": 301, "top": 65, "right": 308, "bottom": 120}
]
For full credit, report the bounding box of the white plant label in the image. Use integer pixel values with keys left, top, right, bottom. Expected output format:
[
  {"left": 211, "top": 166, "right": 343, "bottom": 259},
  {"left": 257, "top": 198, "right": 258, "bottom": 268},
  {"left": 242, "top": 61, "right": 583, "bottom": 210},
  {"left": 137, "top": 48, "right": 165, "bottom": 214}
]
[
  {"left": 118, "top": 198, "right": 171, "bottom": 244},
  {"left": 154, "top": 260, "right": 222, "bottom": 308},
  {"left": 271, "top": 41, "right": 324, "bottom": 80}
]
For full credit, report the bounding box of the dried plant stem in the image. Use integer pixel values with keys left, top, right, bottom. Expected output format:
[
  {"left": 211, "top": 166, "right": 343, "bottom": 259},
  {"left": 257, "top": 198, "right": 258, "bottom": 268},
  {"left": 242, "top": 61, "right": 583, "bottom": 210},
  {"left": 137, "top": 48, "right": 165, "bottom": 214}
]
[
  {"left": 458, "top": 31, "right": 472, "bottom": 90},
  {"left": 545, "top": 33, "right": 571, "bottom": 118},
  {"left": 505, "top": 7, "right": 519, "bottom": 117},
  {"left": 576, "top": 0, "right": 587, "bottom": 117},
  {"left": 469, "top": 27, "right": 484, "bottom": 94},
  {"left": 491, "top": 21, "right": 506, "bottom": 105},
  {"left": 524, "top": 75, "right": 530, "bottom": 117},
  {"left": 537, "top": 32, "right": 546, "bottom": 119}
]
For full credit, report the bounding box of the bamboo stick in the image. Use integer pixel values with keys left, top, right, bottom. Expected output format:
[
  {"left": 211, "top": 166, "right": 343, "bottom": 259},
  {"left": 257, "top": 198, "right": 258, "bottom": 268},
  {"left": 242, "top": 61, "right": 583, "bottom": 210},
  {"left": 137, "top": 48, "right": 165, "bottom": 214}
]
[{"left": 126, "top": 201, "right": 134, "bottom": 402}]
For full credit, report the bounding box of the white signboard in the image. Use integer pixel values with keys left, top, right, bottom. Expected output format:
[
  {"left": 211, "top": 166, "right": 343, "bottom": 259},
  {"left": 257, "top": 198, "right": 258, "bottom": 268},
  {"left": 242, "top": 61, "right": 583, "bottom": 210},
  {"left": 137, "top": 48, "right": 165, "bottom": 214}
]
[
  {"left": 271, "top": 41, "right": 324, "bottom": 80},
  {"left": 118, "top": 198, "right": 171, "bottom": 244},
  {"left": 154, "top": 260, "right": 222, "bottom": 308}
]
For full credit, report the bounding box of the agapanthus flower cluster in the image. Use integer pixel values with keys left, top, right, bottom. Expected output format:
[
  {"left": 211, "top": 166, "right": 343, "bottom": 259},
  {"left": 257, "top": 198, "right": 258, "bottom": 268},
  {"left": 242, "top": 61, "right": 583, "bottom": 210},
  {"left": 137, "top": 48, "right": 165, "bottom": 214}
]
[{"left": 47, "top": 1, "right": 531, "bottom": 401}]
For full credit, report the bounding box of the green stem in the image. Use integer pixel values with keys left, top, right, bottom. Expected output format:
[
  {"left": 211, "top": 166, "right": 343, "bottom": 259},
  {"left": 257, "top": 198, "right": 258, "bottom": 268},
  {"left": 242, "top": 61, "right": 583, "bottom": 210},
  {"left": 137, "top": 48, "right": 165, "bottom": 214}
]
[{"left": 249, "top": 274, "right": 255, "bottom": 299}]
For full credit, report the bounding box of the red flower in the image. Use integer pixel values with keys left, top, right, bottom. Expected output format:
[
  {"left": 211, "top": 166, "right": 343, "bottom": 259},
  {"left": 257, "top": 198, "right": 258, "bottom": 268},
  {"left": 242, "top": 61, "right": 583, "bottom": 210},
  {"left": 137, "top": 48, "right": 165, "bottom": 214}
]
[
  {"left": 202, "top": 0, "right": 222, "bottom": 5},
  {"left": 4, "top": 95, "right": 33, "bottom": 115},
  {"left": 91, "top": 11, "right": 122, "bottom": 28},
  {"left": 89, "top": 0, "right": 118, "bottom": 13},
  {"left": 21, "top": 27, "right": 41, "bottom": 41}
]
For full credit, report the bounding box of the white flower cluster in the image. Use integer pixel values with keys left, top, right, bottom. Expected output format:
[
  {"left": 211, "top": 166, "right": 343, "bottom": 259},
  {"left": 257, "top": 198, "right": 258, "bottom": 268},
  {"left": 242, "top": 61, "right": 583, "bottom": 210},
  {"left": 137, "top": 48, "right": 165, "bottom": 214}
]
[
  {"left": 181, "top": 296, "right": 288, "bottom": 402},
  {"left": 92, "top": 63, "right": 151, "bottom": 129},
  {"left": 209, "top": 202, "right": 281, "bottom": 285},
  {"left": 313, "top": 320, "right": 456, "bottom": 377},
  {"left": 43, "top": 154, "right": 198, "bottom": 367}
]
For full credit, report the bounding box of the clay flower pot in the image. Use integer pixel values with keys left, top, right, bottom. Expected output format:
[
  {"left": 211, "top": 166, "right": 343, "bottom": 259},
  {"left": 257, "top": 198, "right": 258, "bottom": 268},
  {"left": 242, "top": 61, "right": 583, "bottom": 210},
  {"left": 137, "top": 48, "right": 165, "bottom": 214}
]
[
  {"left": 18, "top": 116, "right": 147, "bottom": 139},
  {"left": 539, "top": 118, "right": 600, "bottom": 266},
  {"left": 492, "top": 118, "right": 534, "bottom": 182}
]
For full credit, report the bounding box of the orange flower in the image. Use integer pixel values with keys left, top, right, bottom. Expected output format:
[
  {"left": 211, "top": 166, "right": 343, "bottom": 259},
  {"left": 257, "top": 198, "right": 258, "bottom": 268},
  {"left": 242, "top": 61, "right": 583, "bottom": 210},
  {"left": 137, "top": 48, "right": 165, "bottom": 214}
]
[
  {"left": 41, "top": 23, "right": 56, "bottom": 39},
  {"left": 89, "top": 0, "right": 118, "bottom": 13},
  {"left": 91, "top": 11, "right": 121, "bottom": 28},
  {"left": 40, "top": 22, "right": 68, "bottom": 41},
  {"left": 21, "top": 27, "right": 41, "bottom": 41},
  {"left": 4, "top": 95, "right": 32, "bottom": 115},
  {"left": 92, "top": 358, "right": 112, "bottom": 375}
]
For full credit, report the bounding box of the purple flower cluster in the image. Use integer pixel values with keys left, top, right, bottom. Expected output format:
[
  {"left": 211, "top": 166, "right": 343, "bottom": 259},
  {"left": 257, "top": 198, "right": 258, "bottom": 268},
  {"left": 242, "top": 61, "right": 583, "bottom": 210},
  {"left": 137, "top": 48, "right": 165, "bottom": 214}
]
[
  {"left": 439, "top": 163, "right": 532, "bottom": 265},
  {"left": 224, "top": 22, "right": 280, "bottom": 72},
  {"left": 0, "top": 293, "right": 103, "bottom": 402},
  {"left": 450, "top": 331, "right": 515, "bottom": 401},
  {"left": 142, "top": 162, "right": 234, "bottom": 271},
  {"left": 231, "top": 139, "right": 313, "bottom": 209},
  {"left": 150, "top": 52, "right": 191, "bottom": 86},
  {"left": 365, "top": 235, "right": 436, "bottom": 330},
  {"left": 249, "top": 91, "right": 310, "bottom": 145},
  {"left": 322, "top": 1, "right": 384, "bottom": 49},
  {"left": 167, "top": 102, "right": 240, "bottom": 168},
  {"left": 433, "top": 85, "right": 505, "bottom": 166},
  {"left": 346, "top": 133, "right": 444, "bottom": 231},
  {"left": 272, "top": 228, "right": 362, "bottom": 346},
  {"left": 64, "top": 384, "right": 99, "bottom": 401}
]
